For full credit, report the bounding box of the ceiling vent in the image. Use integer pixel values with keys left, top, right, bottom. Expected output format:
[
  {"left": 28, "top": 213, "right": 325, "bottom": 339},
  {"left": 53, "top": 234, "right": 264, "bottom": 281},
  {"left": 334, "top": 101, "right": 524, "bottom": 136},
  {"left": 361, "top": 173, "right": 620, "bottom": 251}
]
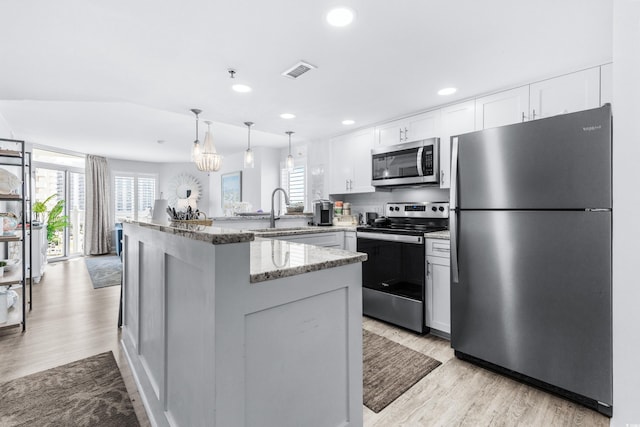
[{"left": 281, "top": 61, "right": 317, "bottom": 79}]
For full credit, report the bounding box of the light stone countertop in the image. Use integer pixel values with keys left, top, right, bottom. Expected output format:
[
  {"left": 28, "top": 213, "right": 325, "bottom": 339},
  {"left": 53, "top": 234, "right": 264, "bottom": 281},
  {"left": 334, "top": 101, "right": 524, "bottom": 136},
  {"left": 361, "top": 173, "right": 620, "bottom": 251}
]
[
  {"left": 250, "top": 237, "right": 367, "bottom": 283},
  {"left": 251, "top": 225, "right": 357, "bottom": 238},
  {"left": 424, "top": 230, "right": 450, "bottom": 240},
  {"left": 125, "top": 221, "right": 366, "bottom": 283},
  {"left": 212, "top": 213, "right": 312, "bottom": 221},
  {"left": 124, "top": 219, "right": 255, "bottom": 245}
]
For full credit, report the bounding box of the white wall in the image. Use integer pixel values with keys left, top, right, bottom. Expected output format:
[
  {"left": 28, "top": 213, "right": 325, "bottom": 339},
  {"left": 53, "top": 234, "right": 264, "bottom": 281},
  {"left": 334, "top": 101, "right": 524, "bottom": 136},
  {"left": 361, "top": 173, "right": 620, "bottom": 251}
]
[
  {"left": 0, "top": 112, "right": 14, "bottom": 139},
  {"left": 612, "top": 1, "right": 640, "bottom": 425},
  {"left": 158, "top": 162, "right": 211, "bottom": 213},
  {"left": 108, "top": 158, "right": 211, "bottom": 216},
  {"left": 208, "top": 146, "right": 280, "bottom": 217}
]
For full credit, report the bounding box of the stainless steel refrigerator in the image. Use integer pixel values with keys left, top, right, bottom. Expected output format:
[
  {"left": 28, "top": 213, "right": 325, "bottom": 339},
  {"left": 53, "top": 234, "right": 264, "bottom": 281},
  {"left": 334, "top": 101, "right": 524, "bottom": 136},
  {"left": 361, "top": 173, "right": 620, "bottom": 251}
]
[{"left": 450, "top": 104, "right": 612, "bottom": 416}]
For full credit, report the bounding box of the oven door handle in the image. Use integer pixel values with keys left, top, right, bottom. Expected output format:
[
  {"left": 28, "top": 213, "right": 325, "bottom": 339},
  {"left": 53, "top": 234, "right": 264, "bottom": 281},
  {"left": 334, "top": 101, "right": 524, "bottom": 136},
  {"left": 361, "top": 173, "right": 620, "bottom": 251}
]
[{"left": 357, "top": 232, "right": 423, "bottom": 244}]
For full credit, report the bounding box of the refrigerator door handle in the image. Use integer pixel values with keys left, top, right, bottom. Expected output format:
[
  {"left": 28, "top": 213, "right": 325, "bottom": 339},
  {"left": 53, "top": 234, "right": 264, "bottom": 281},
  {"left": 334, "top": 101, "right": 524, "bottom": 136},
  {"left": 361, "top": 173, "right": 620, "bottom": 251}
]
[{"left": 450, "top": 136, "right": 460, "bottom": 283}]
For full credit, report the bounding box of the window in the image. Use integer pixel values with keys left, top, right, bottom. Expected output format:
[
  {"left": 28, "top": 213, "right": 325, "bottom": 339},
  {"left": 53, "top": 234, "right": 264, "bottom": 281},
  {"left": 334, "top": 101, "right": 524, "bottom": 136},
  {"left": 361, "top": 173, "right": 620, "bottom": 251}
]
[
  {"left": 114, "top": 174, "right": 157, "bottom": 222},
  {"left": 33, "top": 148, "right": 86, "bottom": 258},
  {"left": 281, "top": 165, "right": 306, "bottom": 209}
]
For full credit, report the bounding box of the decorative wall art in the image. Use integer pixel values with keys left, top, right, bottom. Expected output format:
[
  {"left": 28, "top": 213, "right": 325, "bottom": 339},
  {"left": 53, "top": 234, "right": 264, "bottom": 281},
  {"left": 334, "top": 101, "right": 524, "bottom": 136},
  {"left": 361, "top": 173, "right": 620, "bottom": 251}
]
[
  {"left": 167, "top": 173, "right": 202, "bottom": 210},
  {"left": 221, "top": 171, "right": 242, "bottom": 208}
]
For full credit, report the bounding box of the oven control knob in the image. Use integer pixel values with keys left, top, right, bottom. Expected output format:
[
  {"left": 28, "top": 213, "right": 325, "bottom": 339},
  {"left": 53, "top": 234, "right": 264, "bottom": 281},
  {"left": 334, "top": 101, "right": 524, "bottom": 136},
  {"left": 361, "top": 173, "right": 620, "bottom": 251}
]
[
  {"left": 389, "top": 206, "right": 394, "bottom": 211},
  {"left": 439, "top": 207, "right": 445, "bottom": 212},
  {"left": 394, "top": 207, "right": 400, "bottom": 211},
  {"left": 431, "top": 207, "right": 437, "bottom": 212}
]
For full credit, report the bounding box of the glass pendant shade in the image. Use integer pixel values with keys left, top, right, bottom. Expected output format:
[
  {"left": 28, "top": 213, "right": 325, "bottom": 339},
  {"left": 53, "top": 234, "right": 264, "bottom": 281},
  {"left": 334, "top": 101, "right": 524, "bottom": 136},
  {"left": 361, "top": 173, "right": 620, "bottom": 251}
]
[
  {"left": 190, "top": 108, "right": 203, "bottom": 163},
  {"left": 244, "top": 121, "right": 255, "bottom": 169},
  {"left": 286, "top": 131, "right": 295, "bottom": 172},
  {"left": 196, "top": 121, "right": 223, "bottom": 172},
  {"left": 244, "top": 149, "right": 254, "bottom": 168},
  {"left": 191, "top": 140, "right": 202, "bottom": 162}
]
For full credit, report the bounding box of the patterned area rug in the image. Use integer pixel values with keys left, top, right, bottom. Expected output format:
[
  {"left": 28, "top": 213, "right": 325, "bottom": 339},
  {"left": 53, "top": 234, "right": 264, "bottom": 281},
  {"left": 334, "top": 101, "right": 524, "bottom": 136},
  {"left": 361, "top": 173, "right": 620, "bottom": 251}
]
[
  {"left": 0, "top": 351, "right": 139, "bottom": 426},
  {"left": 363, "top": 329, "right": 442, "bottom": 413},
  {"left": 85, "top": 255, "right": 122, "bottom": 289}
]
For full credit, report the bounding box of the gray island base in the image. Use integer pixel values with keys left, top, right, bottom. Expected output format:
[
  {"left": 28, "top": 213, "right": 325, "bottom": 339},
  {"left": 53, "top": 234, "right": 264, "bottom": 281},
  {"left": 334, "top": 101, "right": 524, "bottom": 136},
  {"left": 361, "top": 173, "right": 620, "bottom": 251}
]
[{"left": 121, "top": 220, "right": 366, "bottom": 427}]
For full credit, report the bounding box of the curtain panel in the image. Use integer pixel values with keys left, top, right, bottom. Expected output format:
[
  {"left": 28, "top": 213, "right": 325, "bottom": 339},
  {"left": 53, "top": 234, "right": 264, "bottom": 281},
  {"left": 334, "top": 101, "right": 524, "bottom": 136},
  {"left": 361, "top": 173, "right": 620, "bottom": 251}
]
[{"left": 85, "top": 155, "right": 113, "bottom": 255}]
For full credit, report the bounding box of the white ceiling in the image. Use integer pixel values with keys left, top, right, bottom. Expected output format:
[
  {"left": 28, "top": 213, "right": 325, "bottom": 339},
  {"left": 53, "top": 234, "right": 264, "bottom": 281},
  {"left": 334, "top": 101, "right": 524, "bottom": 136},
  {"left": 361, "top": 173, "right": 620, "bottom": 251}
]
[{"left": 0, "top": 0, "right": 612, "bottom": 162}]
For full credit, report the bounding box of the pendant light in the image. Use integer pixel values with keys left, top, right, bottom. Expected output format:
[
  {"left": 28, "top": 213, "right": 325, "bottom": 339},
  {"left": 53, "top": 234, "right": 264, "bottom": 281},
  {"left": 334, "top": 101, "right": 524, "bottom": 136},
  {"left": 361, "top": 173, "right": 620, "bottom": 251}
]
[
  {"left": 244, "top": 121, "right": 255, "bottom": 169},
  {"left": 285, "top": 131, "right": 295, "bottom": 172},
  {"left": 196, "top": 120, "right": 223, "bottom": 172},
  {"left": 190, "top": 109, "right": 202, "bottom": 163},
  {"left": 189, "top": 108, "right": 223, "bottom": 172}
]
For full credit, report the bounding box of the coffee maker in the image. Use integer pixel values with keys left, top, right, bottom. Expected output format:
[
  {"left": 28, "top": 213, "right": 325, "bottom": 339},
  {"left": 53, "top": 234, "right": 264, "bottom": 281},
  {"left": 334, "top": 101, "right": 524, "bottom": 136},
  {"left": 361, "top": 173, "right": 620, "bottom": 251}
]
[{"left": 312, "top": 200, "right": 334, "bottom": 226}]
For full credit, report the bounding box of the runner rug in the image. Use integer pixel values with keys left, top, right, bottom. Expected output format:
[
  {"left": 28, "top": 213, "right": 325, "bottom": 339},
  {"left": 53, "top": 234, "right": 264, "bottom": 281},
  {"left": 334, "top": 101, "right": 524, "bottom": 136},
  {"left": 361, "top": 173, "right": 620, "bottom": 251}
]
[
  {"left": 85, "top": 255, "right": 122, "bottom": 289},
  {"left": 363, "top": 329, "right": 442, "bottom": 413},
  {"left": 0, "top": 351, "right": 139, "bottom": 426}
]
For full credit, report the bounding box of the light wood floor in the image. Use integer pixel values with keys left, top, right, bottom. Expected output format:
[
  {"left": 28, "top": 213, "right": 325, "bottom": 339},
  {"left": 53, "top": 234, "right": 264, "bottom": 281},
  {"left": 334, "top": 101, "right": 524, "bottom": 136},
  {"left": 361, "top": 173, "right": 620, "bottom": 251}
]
[
  {"left": 362, "top": 317, "right": 610, "bottom": 427},
  {"left": 0, "top": 258, "right": 610, "bottom": 427},
  {"left": 0, "top": 258, "right": 151, "bottom": 426}
]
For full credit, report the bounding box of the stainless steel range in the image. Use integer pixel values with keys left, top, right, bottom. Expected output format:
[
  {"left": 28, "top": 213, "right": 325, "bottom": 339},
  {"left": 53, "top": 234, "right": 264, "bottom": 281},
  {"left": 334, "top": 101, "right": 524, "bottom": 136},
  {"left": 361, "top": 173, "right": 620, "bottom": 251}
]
[{"left": 357, "top": 202, "right": 449, "bottom": 333}]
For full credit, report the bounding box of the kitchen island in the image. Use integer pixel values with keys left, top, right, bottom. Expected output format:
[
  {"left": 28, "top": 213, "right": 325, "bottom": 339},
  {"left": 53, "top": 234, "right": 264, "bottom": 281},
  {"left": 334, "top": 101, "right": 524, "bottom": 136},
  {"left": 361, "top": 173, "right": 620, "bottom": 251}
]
[{"left": 121, "top": 220, "right": 365, "bottom": 427}]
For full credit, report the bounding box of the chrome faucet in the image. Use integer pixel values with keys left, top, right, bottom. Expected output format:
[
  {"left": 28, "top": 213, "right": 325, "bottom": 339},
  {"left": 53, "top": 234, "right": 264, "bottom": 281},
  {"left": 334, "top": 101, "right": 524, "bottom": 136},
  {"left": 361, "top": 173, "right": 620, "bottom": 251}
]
[{"left": 270, "top": 187, "right": 290, "bottom": 228}]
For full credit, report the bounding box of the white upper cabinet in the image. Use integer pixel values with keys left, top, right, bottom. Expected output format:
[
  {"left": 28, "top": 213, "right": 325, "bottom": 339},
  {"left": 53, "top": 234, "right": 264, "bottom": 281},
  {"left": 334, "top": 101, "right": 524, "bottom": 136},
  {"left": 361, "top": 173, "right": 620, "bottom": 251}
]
[
  {"left": 600, "top": 63, "right": 613, "bottom": 106},
  {"left": 376, "top": 118, "right": 408, "bottom": 146},
  {"left": 375, "top": 110, "right": 440, "bottom": 146},
  {"left": 439, "top": 101, "right": 476, "bottom": 188},
  {"left": 475, "top": 86, "right": 530, "bottom": 130},
  {"left": 406, "top": 110, "right": 441, "bottom": 142},
  {"left": 529, "top": 67, "right": 600, "bottom": 120},
  {"left": 329, "top": 127, "right": 375, "bottom": 195}
]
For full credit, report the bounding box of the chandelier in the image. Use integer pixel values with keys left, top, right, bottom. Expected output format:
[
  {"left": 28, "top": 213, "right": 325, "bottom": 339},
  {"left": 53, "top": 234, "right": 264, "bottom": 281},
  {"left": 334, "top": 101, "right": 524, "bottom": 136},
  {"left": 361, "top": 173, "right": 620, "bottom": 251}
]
[{"left": 190, "top": 108, "right": 223, "bottom": 172}]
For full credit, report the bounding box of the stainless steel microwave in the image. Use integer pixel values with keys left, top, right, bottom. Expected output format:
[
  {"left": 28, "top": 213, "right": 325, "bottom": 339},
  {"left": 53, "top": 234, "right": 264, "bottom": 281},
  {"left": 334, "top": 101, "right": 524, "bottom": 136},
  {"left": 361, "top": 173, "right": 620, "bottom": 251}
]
[{"left": 371, "top": 138, "right": 440, "bottom": 187}]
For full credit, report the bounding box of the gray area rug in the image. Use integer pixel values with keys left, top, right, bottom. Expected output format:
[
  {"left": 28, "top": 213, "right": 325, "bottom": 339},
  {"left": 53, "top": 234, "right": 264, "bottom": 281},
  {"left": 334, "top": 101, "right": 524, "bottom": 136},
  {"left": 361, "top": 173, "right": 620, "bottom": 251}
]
[
  {"left": 85, "top": 255, "right": 122, "bottom": 289},
  {"left": 363, "top": 329, "right": 442, "bottom": 413},
  {"left": 0, "top": 351, "right": 140, "bottom": 426}
]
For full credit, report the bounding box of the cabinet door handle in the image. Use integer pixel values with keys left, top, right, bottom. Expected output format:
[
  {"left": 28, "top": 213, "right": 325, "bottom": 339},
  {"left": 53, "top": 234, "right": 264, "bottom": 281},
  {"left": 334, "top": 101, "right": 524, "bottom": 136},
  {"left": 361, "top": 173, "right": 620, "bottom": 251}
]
[
  {"left": 399, "top": 128, "right": 404, "bottom": 142},
  {"left": 522, "top": 112, "right": 526, "bottom": 122},
  {"left": 404, "top": 127, "right": 409, "bottom": 141},
  {"left": 349, "top": 179, "right": 353, "bottom": 190},
  {"left": 440, "top": 170, "right": 444, "bottom": 183},
  {"left": 532, "top": 109, "right": 537, "bottom": 120},
  {"left": 345, "top": 179, "right": 349, "bottom": 191},
  {"left": 426, "top": 260, "right": 430, "bottom": 277}
]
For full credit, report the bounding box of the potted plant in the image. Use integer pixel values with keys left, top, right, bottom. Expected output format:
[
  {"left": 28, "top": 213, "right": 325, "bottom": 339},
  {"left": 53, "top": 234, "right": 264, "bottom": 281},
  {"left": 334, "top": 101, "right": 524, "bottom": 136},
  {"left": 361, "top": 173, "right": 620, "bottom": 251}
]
[{"left": 32, "top": 194, "right": 71, "bottom": 246}]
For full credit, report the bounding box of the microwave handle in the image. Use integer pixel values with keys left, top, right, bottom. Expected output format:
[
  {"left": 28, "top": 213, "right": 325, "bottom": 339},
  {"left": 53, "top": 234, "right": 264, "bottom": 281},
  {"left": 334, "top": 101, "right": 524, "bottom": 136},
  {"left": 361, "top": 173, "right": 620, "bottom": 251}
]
[
  {"left": 450, "top": 136, "right": 459, "bottom": 283},
  {"left": 417, "top": 147, "right": 424, "bottom": 176}
]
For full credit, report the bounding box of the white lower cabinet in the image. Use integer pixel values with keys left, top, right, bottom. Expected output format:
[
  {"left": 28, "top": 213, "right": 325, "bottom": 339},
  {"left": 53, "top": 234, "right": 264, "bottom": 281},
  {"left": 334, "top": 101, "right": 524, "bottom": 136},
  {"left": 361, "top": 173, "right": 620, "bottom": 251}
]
[
  {"left": 271, "top": 231, "right": 344, "bottom": 249},
  {"left": 344, "top": 231, "right": 356, "bottom": 252},
  {"left": 426, "top": 239, "right": 451, "bottom": 336}
]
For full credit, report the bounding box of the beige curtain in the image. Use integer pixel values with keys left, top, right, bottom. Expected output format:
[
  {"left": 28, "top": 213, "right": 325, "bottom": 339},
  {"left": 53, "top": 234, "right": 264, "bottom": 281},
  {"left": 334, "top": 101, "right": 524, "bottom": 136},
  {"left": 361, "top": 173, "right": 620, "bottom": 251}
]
[{"left": 84, "top": 155, "right": 113, "bottom": 255}]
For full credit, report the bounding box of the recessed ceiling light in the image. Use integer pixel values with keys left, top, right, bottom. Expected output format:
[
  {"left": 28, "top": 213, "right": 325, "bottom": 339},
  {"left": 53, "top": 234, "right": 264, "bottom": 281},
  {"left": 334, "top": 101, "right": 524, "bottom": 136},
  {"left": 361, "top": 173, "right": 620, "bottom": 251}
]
[
  {"left": 156, "top": 139, "right": 165, "bottom": 144},
  {"left": 232, "top": 84, "right": 252, "bottom": 93},
  {"left": 326, "top": 7, "right": 354, "bottom": 27},
  {"left": 280, "top": 113, "right": 296, "bottom": 119},
  {"left": 342, "top": 119, "right": 355, "bottom": 125},
  {"left": 438, "top": 87, "right": 457, "bottom": 96}
]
